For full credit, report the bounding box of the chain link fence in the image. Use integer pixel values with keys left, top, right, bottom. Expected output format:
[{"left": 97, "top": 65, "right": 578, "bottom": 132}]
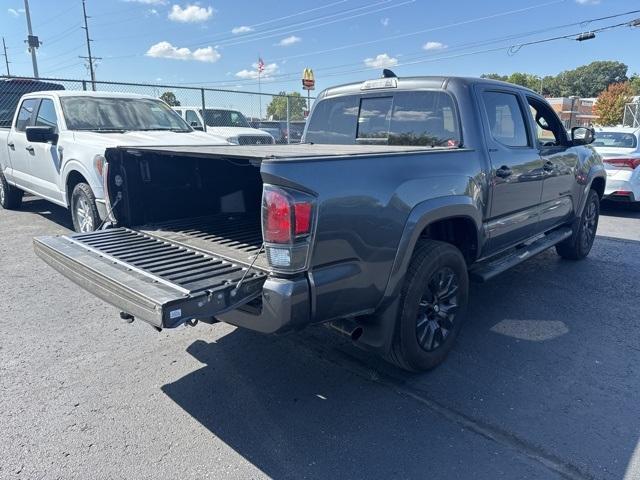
[
  {"left": 623, "top": 101, "right": 640, "bottom": 128},
  {"left": 0, "top": 75, "right": 314, "bottom": 143}
]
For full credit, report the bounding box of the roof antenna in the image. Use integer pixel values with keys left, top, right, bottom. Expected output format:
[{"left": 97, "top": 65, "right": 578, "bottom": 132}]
[{"left": 382, "top": 69, "right": 397, "bottom": 78}]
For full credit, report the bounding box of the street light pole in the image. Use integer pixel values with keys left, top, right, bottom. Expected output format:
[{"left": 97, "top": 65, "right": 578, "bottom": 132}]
[
  {"left": 23, "top": 0, "right": 39, "bottom": 78},
  {"left": 2, "top": 38, "right": 11, "bottom": 77},
  {"left": 568, "top": 95, "right": 579, "bottom": 129}
]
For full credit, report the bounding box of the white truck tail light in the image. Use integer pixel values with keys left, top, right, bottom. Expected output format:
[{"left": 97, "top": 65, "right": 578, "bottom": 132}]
[{"left": 262, "top": 185, "right": 315, "bottom": 273}]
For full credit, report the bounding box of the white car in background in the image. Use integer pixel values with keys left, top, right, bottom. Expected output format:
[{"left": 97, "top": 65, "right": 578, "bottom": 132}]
[
  {"left": 593, "top": 126, "right": 640, "bottom": 210},
  {"left": 173, "top": 106, "right": 275, "bottom": 145},
  {"left": 0, "top": 91, "right": 229, "bottom": 232}
]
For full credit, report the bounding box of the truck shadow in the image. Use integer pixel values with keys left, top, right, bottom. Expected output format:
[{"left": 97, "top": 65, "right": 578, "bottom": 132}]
[
  {"left": 601, "top": 201, "right": 640, "bottom": 219},
  {"left": 20, "top": 197, "right": 73, "bottom": 231},
  {"left": 162, "top": 240, "right": 640, "bottom": 479}
]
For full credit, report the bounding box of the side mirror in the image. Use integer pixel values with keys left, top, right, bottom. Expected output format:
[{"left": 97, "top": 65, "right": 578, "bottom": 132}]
[
  {"left": 190, "top": 121, "right": 204, "bottom": 131},
  {"left": 26, "top": 126, "right": 58, "bottom": 144},
  {"left": 571, "top": 126, "right": 594, "bottom": 145}
]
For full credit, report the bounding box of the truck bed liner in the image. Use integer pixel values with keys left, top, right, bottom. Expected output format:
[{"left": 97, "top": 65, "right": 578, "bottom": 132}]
[{"left": 139, "top": 213, "right": 267, "bottom": 270}]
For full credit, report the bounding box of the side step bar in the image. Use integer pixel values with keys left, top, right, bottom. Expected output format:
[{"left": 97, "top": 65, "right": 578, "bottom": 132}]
[{"left": 469, "top": 227, "right": 573, "bottom": 283}]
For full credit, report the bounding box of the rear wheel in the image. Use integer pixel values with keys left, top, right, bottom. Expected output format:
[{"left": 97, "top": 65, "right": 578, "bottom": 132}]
[
  {"left": 0, "top": 171, "right": 24, "bottom": 210},
  {"left": 70, "top": 183, "right": 100, "bottom": 233},
  {"left": 387, "top": 239, "right": 469, "bottom": 372},
  {"left": 556, "top": 188, "right": 599, "bottom": 260}
]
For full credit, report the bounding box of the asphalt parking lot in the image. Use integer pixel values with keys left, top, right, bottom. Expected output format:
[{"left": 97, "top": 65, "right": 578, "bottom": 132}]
[{"left": 1, "top": 198, "right": 639, "bottom": 480}]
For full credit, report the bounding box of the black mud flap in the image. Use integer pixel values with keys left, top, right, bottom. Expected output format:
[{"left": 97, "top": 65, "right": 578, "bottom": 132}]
[{"left": 33, "top": 228, "right": 267, "bottom": 328}]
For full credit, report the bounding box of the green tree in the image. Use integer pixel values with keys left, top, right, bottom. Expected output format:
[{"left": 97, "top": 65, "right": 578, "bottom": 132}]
[
  {"left": 481, "top": 73, "right": 507, "bottom": 81},
  {"left": 266, "top": 92, "right": 307, "bottom": 120},
  {"left": 594, "top": 82, "right": 634, "bottom": 126},
  {"left": 160, "top": 91, "right": 181, "bottom": 106},
  {"left": 482, "top": 61, "right": 629, "bottom": 98},
  {"left": 556, "top": 61, "right": 628, "bottom": 97},
  {"left": 630, "top": 74, "right": 640, "bottom": 95}
]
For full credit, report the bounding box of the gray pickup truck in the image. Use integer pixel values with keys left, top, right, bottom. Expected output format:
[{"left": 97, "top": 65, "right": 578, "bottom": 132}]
[{"left": 32, "top": 75, "right": 606, "bottom": 371}]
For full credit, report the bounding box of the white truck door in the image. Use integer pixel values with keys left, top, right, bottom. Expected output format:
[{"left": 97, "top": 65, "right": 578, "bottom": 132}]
[
  {"left": 7, "top": 97, "right": 39, "bottom": 189},
  {"left": 27, "top": 98, "right": 64, "bottom": 203}
]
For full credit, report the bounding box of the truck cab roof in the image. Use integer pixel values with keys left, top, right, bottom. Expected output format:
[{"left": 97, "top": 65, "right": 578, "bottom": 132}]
[
  {"left": 317, "top": 75, "right": 538, "bottom": 100},
  {"left": 19, "top": 90, "right": 157, "bottom": 100}
]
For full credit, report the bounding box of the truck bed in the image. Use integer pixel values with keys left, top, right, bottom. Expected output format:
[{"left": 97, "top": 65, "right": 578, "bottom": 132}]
[{"left": 139, "top": 213, "right": 266, "bottom": 270}]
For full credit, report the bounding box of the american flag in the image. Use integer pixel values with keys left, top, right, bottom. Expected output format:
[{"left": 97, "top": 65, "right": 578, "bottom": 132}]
[{"left": 257, "top": 57, "right": 265, "bottom": 74}]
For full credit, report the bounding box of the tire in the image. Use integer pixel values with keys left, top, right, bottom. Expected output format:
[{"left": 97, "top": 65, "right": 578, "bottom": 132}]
[
  {"left": 0, "top": 170, "right": 24, "bottom": 210},
  {"left": 387, "top": 239, "right": 469, "bottom": 372},
  {"left": 70, "top": 182, "right": 100, "bottom": 233},
  {"left": 555, "top": 188, "right": 599, "bottom": 260}
]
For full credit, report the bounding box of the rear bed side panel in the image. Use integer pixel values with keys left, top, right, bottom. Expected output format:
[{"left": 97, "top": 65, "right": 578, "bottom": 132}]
[{"left": 261, "top": 149, "right": 486, "bottom": 324}]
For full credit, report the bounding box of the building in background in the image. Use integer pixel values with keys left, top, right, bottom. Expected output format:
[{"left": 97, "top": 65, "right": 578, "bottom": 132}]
[{"left": 546, "top": 97, "right": 598, "bottom": 128}]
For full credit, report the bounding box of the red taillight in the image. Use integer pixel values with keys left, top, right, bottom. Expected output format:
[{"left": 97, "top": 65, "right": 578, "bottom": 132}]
[
  {"left": 294, "top": 203, "right": 312, "bottom": 236},
  {"left": 604, "top": 158, "right": 640, "bottom": 170},
  {"left": 262, "top": 186, "right": 315, "bottom": 272},
  {"left": 263, "top": 189, "right": 292, "bottom": 244}
]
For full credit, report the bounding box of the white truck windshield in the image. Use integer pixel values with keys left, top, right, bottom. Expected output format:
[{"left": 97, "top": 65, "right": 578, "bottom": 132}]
[
  {"left": 201, "top": 109, "right": 251, "bottom": 128},
  {"left": 60, "top": 97, "right": 191, "bottom": 132}
]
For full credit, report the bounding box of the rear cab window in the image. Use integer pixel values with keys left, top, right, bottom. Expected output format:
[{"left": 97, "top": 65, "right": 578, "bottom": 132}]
[{"left": 305, "top": 90, "right": 461, "bottom": 147}]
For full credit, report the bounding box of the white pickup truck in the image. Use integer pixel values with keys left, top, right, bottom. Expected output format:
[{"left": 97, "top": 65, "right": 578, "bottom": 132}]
[
  {"left": 0, "top": 90, "right": 228, "bottom": 232},
  {"left": 172, "top": 106, "right": 275, "bottom": 145}
]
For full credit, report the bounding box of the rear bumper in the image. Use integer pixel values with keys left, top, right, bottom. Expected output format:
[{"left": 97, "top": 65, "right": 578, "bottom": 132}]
[
  {"left": 216, "top": 275, "right": 311, "bottom": 334},
  {"left": 604, "top": 178, "right": 638, "bottom": 202}
]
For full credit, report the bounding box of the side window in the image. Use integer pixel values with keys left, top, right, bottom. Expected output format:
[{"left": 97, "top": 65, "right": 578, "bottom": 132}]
[
  {"left": 185, "top": 110, "right": 201, "bottom": 127},
  {"left": 482, "top": 92, "right": 529, "bottom": 147},
  {"left": 15, "top": 98, "right": 39, "bottom": 132},
  {"left": 34, "top": 99, "right": 59, "bottom": 130},
  {"left": 527, "top": 97, "right": 565, "bottom": 146},
  {"left": 389, "top": 91, "right": 460, "bottom": 146},
  {"left": 357, "top": 97, "right": 392, "bottom": 141}
]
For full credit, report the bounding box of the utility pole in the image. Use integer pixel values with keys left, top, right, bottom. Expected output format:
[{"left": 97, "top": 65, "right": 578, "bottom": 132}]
[
  {"left": 80, "top": 0, "right": 98, "bottom": 90},
  {"left": 23, "top": 0, "right": 40, "bottom": 78},
  {"left": 2, "top": 38, "right": 10, "bottom": 77}
]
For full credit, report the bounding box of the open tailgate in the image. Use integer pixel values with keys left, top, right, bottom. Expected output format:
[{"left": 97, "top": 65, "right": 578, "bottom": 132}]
[{"left": 34, "top": 228, "right": 266, "bottom": 328}]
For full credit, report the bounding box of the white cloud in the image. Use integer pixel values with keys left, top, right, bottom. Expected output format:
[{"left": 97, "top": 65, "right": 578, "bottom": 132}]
[
  {"left": 146, "top": 41, "right": 221, "bottom": 62},
  {"left": 149, "top": 8, "right": 159, "bottom": 15},
  {"left": 364, "top": 53, "right": 398, "bottom": 69},
  {"left": 381, "top": 17, "right": 389, "bottom": 27},
  {"left": 8, "top": 8, "right": 22, "bottom": 16},
  {"left": 235, "top": 62, "right": 279, "bottom": 80},
  {"left": 575, "top": 0, "right": 600, "bottom": 4},
  {"left": 232, "top": 25, "right": 254, "bottom": 34},
  {"left": 423, "top": 41, "right": 447, "bottom": 51},
  {"left": 168, "top": 4, "right": 213, "bottom": 23},
  {"left": 277, "top": 35, "right": 301, "bottom": 47}
]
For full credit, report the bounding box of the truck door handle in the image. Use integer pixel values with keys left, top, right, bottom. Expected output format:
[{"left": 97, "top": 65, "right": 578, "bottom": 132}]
[
  {"left": 25, "top": 145, "right": 35, "bottom": 154},
  {"left": 8, "top": 142, "right": 15, "bottom": 150},
  {"left": 543, "top": 161, "right": 554, "bottom": 172},
  {"left": 495, "top": 166, "right": 512, "bottom": 178}
]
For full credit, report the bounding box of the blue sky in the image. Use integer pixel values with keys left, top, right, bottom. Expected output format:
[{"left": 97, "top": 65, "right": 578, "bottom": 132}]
[{"left": 1, "top": 0, "right": 639, "bottom": 93}]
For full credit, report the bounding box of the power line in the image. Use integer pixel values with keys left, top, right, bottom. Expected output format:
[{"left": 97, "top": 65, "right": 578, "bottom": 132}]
[
  {"left": 182, "top": 11, "right": 640, "bottom": 89},
  {"left": 193, "top": 0, "right": 416, "bottom": 49}
]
